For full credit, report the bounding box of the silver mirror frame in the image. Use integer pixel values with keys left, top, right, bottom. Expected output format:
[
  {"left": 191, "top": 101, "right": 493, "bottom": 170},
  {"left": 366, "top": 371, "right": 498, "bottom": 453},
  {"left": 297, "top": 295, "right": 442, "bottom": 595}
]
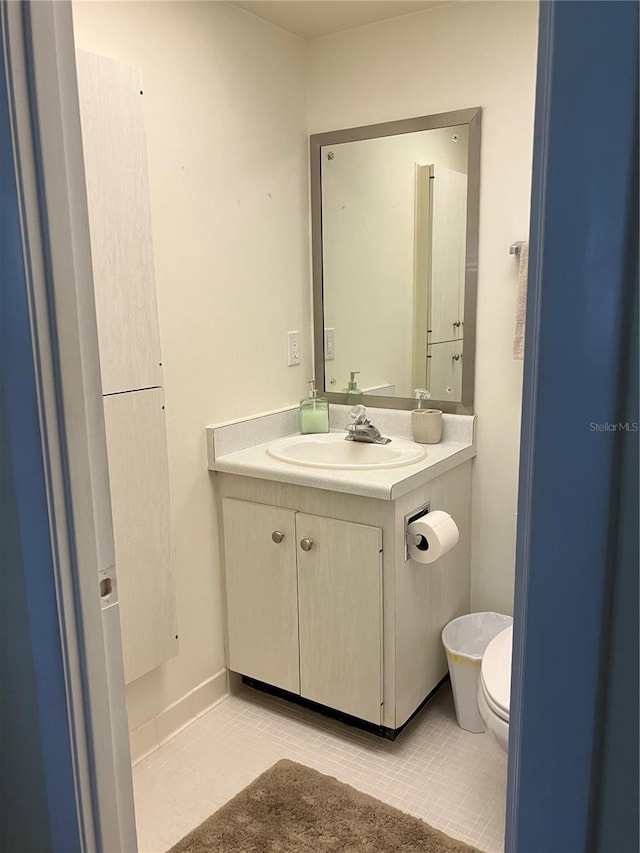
[{"left": 311, "top": 107, "right": 481, "bottom": 413}]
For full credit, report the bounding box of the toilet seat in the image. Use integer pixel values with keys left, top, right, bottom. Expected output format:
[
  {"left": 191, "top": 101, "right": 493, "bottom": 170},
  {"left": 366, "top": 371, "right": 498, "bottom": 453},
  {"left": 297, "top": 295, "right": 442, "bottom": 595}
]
[
  {"left": 477, "top": 626, "right": 512, "bottom": 753},
  {"left": 479, "top": 625, "right": 512, "bottom": 721}
]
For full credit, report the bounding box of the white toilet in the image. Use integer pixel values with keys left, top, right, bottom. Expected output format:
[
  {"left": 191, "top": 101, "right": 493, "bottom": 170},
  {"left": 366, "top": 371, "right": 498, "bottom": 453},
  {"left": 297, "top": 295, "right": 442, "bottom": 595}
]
[{"left": 477, "top": 625, "right": 512, "bottom": 752}]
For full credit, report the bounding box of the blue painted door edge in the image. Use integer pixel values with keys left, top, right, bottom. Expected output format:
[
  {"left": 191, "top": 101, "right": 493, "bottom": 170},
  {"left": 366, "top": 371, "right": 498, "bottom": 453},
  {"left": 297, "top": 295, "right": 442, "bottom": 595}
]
[
  {"left": 590, "top": 114, "right": 639, "bottom": 853},
  {"left": 0, "top": 34, "right": 83, "bottom": 853},
  {"left": 506, "top": 2, "right": 639, "bottom": 852}
]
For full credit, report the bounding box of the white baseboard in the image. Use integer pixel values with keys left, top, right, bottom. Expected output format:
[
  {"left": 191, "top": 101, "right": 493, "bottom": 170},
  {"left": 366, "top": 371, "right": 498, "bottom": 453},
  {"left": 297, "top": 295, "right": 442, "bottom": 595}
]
[{"left": 129, "top": 668, "right": 230, "bottom": 765}]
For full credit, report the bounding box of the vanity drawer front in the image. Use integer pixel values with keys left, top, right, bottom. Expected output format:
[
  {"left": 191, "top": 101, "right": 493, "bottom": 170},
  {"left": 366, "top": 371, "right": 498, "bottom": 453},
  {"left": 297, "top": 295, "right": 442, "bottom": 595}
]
[
  {"left": 222, "top": 498, "right": 299, "bottom": 694},
  {"left": 296, "top": 514, "right": 383, "bottom": 725}
]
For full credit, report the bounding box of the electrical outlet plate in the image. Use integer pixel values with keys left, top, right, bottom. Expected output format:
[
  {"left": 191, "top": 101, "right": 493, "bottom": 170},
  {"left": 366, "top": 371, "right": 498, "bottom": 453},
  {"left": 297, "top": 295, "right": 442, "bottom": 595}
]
[
  {"left": 324, "top": 327, "right": 335, "bottom": 361},
  {"left": 287, "top": 331, "right": 300, "bottom": 366}
]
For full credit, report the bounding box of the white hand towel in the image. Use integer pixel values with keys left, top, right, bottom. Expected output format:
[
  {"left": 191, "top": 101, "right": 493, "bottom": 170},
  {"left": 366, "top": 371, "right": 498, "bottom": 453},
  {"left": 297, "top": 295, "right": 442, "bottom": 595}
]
[{"left": 513, "top": 241, "right": 529, "bottom": 359}]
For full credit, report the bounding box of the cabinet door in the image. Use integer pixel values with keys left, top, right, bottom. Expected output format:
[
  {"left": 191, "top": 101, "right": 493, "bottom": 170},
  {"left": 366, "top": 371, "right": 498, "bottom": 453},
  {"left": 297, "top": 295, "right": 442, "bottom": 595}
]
[
  {"left": 427, "top": 340, "right": 464, "bottom": 400},
  {"left": 297, "top": 514, "right": 383, "bottom": 724},
  {"left": 76, "top": 51, "right": 163, "bottom": 395},
  {"left": 102, "top": 388, "right": 177, "bottom": 684},
  {"left": 222, "top": 499, "right": 299, "bottom": 694}
]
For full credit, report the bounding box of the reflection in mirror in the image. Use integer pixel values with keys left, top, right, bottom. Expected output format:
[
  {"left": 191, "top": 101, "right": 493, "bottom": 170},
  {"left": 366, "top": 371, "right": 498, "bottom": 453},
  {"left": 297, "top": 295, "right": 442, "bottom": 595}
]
[{"left": 311, "top": 109, "right": 480, "bottom": 412}]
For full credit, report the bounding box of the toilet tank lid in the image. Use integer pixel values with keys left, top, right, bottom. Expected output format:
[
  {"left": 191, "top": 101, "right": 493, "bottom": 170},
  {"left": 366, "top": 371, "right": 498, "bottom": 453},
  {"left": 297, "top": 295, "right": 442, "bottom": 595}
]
[{"left": 481, "top": 625, "right": 513, "bottom": 717}]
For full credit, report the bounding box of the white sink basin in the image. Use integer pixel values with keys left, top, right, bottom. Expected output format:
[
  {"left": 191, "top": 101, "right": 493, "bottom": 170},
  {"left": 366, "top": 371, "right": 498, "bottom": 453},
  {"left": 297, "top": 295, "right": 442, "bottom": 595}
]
[{"left": 267, "top": 433, "right": 426, "bottom": 470}]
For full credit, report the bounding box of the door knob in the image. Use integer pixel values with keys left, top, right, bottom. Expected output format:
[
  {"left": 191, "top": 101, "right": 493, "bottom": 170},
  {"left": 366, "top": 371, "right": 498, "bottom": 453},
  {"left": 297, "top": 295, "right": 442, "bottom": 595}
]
[
  {"left": 271, "top": 530, "right": 285, "bottom": 544},
  {"left": 300, "top": 538, "right": 314, "bottom": 552}
]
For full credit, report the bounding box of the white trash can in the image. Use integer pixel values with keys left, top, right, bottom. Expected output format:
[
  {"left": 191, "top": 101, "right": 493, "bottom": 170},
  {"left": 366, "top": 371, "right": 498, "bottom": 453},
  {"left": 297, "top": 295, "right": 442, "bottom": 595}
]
[{"left": 441, "top": 612, "right": 513, "bottom": 733}]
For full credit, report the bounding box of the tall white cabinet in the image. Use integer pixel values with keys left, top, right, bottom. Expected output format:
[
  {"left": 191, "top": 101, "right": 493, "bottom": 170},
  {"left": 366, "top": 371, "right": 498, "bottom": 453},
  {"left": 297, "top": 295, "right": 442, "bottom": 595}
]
[
  {"left": 413, "top": 164, "right": 467, "bottom": 396},
  {"left": 77, "top": 51, "right": 178, "bottom": 684},
  {"left": 427, "top": 165, "right": 467, "bottom": 398}
]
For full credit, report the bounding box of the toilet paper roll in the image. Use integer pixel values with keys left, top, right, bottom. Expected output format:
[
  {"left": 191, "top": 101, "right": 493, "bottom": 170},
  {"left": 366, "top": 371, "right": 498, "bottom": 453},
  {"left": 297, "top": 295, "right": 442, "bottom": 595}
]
[{"left": 407, "top": 510, "right": 459, "bottom": 564}]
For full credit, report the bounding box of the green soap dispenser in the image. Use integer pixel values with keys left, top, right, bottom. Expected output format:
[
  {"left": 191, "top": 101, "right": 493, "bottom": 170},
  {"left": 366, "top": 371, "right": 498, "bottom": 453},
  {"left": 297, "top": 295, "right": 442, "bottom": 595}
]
[
  {"left": 299, "top": 379, "right": 330, "bottom": 435},
  {"left": 343, "top": 371, "right": 363, "bottom": 396}
]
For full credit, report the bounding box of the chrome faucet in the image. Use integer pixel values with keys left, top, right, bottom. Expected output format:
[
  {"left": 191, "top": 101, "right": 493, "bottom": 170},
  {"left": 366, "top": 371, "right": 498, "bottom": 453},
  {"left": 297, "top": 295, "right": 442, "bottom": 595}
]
[{"left": 345, "top": 405, "right": 391, "bottom": 445}]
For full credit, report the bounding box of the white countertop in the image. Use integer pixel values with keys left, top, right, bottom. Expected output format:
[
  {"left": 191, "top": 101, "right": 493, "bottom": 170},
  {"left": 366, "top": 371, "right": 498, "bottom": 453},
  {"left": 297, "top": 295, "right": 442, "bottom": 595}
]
[{"left": 211, "top": 428, "right": 475, "bottom": 501}]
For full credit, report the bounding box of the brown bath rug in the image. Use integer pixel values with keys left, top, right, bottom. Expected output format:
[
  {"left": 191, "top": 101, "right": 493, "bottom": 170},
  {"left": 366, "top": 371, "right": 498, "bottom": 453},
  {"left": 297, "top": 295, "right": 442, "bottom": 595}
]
[{"left": 168, "top": 758, "right": 482, "bottom": 852}]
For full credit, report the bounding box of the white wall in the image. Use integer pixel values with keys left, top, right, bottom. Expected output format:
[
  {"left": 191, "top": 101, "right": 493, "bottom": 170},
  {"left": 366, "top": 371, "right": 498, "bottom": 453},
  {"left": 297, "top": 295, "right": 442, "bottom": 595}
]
[
  {"left": 72, "top": 1, "right": 311, "bottom": 728},
  {"left": 308, "top": 0, "right": 538, "bottom": 613}
]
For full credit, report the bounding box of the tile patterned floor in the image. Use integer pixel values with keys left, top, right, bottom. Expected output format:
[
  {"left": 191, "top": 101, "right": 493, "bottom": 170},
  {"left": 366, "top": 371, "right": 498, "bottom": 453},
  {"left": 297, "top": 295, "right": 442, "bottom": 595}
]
[{"left": 132, "top": 683, "right": 507, "bottom": 853}]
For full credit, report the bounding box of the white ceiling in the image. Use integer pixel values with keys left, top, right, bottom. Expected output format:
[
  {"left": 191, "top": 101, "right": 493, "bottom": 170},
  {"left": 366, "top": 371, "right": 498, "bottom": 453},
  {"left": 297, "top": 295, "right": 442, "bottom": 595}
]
[{"left": 231, "top": 1, "right": 449, "bottom": 40}]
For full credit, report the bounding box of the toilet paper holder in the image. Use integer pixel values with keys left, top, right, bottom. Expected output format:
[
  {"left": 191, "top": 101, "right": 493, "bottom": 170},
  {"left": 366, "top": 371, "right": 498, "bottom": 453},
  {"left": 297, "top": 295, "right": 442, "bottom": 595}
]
[{"left": 404, "top": 502, "right": 431, "bottom": 562}]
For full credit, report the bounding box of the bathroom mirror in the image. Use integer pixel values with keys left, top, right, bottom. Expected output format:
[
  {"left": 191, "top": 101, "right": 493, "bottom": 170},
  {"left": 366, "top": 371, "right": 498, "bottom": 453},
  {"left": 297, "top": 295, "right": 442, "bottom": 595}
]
[{"left": 311, "top": 108, "right": 480, "bottom": 413}]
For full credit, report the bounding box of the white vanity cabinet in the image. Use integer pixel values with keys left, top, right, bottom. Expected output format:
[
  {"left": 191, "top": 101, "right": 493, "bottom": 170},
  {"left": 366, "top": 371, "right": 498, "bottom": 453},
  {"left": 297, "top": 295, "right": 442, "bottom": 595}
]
[
  {"left": 222, "top": 499, "right": 383, "bottom": 724},
  {"left": 217, "top": 454, "right": 472, "bottom": 736}
]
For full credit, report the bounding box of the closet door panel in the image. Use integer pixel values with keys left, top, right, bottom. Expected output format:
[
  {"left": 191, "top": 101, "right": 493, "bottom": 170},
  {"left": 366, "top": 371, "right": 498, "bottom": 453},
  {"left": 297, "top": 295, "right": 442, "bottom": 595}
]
[
  {"left": 427, "top": 340, "right": 464, "bottom": 401},
  {"left": 76, "top": 50, "right": 162, "bottom": 394},
  {"left": 429, "top": 165, "right": 468, "bottom": 344},
  {"left": 102, "top": 388, "right": 177, "bottom": 683}
]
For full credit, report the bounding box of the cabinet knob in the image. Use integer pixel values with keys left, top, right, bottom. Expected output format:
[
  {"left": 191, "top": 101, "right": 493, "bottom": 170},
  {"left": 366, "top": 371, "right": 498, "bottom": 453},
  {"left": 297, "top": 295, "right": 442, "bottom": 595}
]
[
  {"left": 300, "top": 538, "right": 314, "bottom": 552},
  {"left": 453, "top": 320, "right": 462, "bottom": 328},
  {"left": 271, "top": 530, "right": 285, "bottom": 544}
]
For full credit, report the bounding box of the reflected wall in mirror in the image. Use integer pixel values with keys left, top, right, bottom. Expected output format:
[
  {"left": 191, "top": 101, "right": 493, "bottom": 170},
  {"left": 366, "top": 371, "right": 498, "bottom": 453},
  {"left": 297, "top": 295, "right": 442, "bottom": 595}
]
[{"left": 311, "top": 108, "right": 480, "bottom": 413}]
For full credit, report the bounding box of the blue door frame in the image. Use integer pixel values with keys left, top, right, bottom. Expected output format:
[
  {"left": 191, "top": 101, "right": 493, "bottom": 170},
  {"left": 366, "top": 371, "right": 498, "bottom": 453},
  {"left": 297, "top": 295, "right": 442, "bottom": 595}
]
[
  {"left": 0, "top": 34, "right": 82, "bottom": 853},
  {"left": 1, "top": 2, "right": 638, "bottom": 851},
  {"left": 507, "top": 2, "right": 639, "bottom": 851}
]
